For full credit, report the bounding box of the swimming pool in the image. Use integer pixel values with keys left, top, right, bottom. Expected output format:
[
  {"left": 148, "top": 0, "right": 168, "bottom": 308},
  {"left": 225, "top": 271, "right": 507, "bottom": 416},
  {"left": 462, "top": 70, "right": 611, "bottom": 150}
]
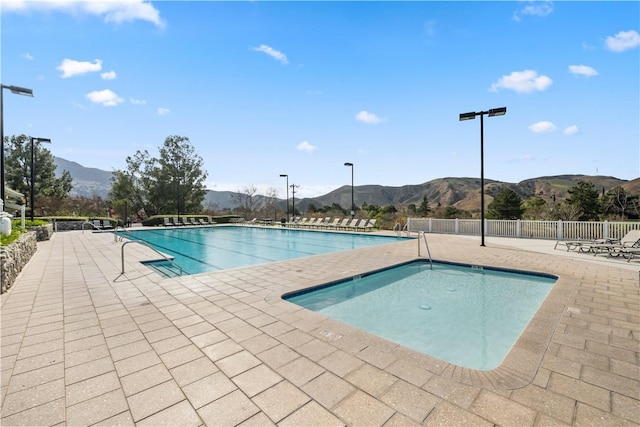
[
  {"left": 117, "top": 226, "right": 403, "bottom": 276},
  {"left": 285, "top": 260, "right": 557, "bottom": 370}
]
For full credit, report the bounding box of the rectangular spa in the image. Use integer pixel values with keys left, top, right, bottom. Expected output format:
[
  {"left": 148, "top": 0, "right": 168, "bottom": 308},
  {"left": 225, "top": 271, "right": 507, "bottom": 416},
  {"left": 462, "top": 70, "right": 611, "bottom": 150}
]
[{"left": 285, "top": 260, "right": 557, "bottom": 371}]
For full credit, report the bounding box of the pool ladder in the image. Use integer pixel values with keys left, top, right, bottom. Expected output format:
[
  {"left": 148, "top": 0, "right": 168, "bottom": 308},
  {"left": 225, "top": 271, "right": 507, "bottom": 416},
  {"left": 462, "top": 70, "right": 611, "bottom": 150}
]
[
  {"left": 120, "top": 240, "right": 184, "bottom": 275},
  {"left": 418, "top": 231, "right": 433, "bottom": 269}
]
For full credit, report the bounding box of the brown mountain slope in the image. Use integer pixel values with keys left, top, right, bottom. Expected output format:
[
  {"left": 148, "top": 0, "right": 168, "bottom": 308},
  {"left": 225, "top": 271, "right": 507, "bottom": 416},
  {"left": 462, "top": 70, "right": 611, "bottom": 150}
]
[{"left": 300, "top": 175, "right": 636, "bottom": 211}]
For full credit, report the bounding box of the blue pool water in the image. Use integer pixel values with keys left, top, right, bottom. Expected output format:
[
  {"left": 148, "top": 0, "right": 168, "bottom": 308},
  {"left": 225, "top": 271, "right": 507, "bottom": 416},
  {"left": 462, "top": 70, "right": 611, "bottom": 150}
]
[
  {"left": 285, "top": 260, "right": 556, "bottom": 370},
  {"left": 116, "top": 226, "right": 403, "bottom": 275}
]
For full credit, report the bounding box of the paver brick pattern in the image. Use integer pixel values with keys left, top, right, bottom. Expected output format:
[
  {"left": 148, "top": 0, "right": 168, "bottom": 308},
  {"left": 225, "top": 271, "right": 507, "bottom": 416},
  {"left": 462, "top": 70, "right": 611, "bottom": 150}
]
[{"left": 1, "top": 229, "right": 638, "bottom": 426}]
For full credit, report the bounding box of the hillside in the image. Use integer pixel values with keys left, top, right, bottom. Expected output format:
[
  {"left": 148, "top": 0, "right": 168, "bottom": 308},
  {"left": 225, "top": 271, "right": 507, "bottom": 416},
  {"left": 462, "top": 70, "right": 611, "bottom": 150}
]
[{"left": 53, "top": 157, "right": 636, "bottom": 211}]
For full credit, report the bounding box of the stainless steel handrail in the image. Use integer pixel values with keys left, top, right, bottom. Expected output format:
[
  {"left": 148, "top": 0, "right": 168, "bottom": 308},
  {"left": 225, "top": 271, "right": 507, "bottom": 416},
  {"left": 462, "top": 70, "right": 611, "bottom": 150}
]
[
  {"left": 418, "top": 231, "right": 433, "bottom": 269},
  {"left": 120, "top": 240, "right": 184, "bottom": 275}
]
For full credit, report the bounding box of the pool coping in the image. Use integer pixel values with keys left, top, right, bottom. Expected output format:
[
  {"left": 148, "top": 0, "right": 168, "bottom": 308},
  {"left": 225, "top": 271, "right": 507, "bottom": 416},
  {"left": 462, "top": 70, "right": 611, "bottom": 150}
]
[{"left": 1, "top": 228, "right": 638, "bottom": 426}]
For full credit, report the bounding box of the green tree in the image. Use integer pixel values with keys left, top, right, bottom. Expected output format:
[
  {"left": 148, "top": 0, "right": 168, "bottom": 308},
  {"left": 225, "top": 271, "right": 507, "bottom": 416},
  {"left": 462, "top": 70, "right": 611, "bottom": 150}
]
[
  {"left": 522, "top": 196, "right": 547, "bottom": 220},
  {"left": 109, "top": 135, "right": 208, "bottom": 217},
  {"left": 566, "top": 181, "right": 600, "bottom": 220},
  {"left": 416, "top": 195, "right": 431, "bottom": 216},
  {"left": 4, "top": 134, "right": 73, "bottom": 214},
  {"left": 486, "top": 188, "right": 524, "bottom": 219}
]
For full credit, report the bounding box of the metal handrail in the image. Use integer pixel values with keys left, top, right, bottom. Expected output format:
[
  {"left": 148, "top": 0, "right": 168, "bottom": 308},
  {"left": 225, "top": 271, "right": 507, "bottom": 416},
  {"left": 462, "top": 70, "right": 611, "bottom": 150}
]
[
  {"left": 418, "top": 231, "right": 433, "bottom": 269},
  {"left": 120, "top": 240, "right": 184, "bottom": 275}
]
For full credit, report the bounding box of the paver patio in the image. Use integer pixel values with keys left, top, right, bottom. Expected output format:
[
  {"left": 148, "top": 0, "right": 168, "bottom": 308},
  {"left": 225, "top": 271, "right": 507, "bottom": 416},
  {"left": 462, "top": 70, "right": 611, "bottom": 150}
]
[{"left": 1, "top": 227, "right": 638, "bottom": 426}]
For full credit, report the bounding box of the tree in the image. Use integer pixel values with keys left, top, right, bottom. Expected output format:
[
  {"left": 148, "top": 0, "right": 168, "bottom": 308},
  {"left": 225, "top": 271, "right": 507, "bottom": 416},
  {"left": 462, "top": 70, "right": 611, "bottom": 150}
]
[
  {"left": 231, "top": 185, "right": 258, "bottom": 218},
  {"left": 4, "top": 134, "right": 73, "bottom": 214},
  {"left": 109, "top": 135, "right": 208, "bottom": 217},
  {"left": 602, "top": 186, "right": 638, "bottom": 220},
  {"left": 522, "top": 196, "right": 547, "bottom": 220},
  {"left": 417, "top": 195, "right": 431, "bottom": 216},
  {"left": 486, "top": 188, "right": 524, "bottom": 219},
  {"left": 566, "top": 181, "right": 600, "bottom": 220}
]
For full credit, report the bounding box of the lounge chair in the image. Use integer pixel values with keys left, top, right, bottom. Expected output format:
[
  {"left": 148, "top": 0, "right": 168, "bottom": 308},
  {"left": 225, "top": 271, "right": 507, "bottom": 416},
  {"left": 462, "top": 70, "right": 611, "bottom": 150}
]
[
  {"left": 344, "top": 218, "right": 360, "bottom": 230},
  {"left": 352, "top": 219, "right": 369, "bottom": 231},
  {"left": 364, "top": 218, "right": 378, "bottom": 231},
  {"left": 585, "top": 229, "right": 640, "bottom": 257},
  {"left": 189, "top": 218, "right": 199, "bottom": 226},
  {"left": 173, "top": 217, "right": 185, "bottom": 226},
  {"left": 91, "top": 219, "right": 103, "bottom": 230},
  {"left": 325, "top": 218, "right": 341, "bottom": 229},
  {"left": 198, "top": 218, "right": 211, "bottom": 226},
  {"left": 163, "top": 217, "right": 173, "bottom": 227},
  {"left": 304, "top": 218, "right": 319, "bottom": 228},
  {"left": 336, "top": 218, "right": 350, "bottom": 230}
]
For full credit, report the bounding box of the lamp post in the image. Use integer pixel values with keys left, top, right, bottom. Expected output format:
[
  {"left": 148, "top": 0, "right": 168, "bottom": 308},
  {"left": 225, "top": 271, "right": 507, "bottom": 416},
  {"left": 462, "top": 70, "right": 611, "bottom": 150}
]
[
  {"left": 279, "top": 174, "right": 288, "bottom": 221},
  {"left": 29, "top": 137, "right": 51, "bottom": 221},
  {"left": 1, "top": 84, "right": 34, "bottom": 206},
  {"left": 344, "top": 162, "right": 354, "bottom": 218},
  {"left": 290, "top": 184, "right": 299, "bottom": 220},
  {"left": 459, "top": 107, "right": 506, "bottom": 246}
]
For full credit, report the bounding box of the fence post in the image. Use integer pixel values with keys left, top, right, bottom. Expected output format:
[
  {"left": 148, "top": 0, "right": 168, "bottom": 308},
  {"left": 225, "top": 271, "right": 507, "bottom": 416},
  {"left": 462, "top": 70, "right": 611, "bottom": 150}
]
[
  {"left": 455, "top": 218, "right": 459, "bottom": 234},
  {"left": 557, "top": 220, "right": 563, "bottom": 240},
  {"left": 603, "top": 221, "right": 609, "bottom": 240},
  {"left": 428, "top": 217, "right": 432, "bottom": 233},
  {"left": 516, "top": 219, "right": 521, "bottom": 238}
]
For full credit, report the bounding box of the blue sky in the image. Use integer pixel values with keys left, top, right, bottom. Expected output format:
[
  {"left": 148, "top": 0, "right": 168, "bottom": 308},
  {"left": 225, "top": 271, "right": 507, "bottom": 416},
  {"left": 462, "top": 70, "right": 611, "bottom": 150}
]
[{"left": 2, "top": 1, "right": 639, "bottom": 198}]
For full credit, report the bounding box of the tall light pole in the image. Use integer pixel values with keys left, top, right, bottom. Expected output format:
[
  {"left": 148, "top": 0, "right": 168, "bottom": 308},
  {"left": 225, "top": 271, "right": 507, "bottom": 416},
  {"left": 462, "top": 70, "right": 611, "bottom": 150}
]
[
  {"left": 279, "top": 174, "right": 288, "bottom": 220},
  {"left": 459, "top": 107, "right": 506, "bottom": 247},
  {"left": 1, "top": 84, "right": 34, "bottom": 206},
  {"left": 290, "top": 184, "right": 299, "bottom": 221},
  {"left": 30, "top": 137, "right": 51, "bottom": 221},
  {"left": 344, "top": 162, "right": 354, "bottom": 218}
]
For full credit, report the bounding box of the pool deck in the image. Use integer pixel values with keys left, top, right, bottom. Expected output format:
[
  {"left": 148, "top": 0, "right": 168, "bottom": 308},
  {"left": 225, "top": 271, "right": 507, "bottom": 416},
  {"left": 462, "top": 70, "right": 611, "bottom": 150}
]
[{"left": 1, "top": 227, "right": 638, "bottom": 426}]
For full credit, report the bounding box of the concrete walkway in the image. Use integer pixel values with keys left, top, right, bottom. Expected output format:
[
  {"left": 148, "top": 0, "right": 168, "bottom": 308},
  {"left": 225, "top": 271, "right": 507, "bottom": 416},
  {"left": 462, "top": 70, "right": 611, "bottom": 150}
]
[{"left": 1, "top": 228, "right": 638, "bottom": 426}]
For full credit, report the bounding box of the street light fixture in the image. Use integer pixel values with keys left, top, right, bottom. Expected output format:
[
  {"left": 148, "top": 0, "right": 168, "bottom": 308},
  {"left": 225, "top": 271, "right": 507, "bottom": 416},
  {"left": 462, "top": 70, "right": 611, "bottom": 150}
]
[
  {"left": 30, "top": 137, "right": 51, "bottom": 221},
  {"left": 459, "top": 106, "right": 507, "bottom": 246},
  {"left": 344, "top": 162, "right": 354, "bottom": 218},
  {"left": 1, "top": 84, "right": 34, "bottom": 206},
  {"left": 279, "top": 174, "right": 288, "bottom": 221}
]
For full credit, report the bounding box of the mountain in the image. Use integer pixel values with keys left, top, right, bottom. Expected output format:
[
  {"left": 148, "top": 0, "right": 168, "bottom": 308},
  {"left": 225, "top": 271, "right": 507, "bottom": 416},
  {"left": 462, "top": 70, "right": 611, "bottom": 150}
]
[
  {"left": 53, "top": 157, "right": 637, "bottom": 211},
  {"left": 54, "top": 157, "right": 114, "bottom": 199}
]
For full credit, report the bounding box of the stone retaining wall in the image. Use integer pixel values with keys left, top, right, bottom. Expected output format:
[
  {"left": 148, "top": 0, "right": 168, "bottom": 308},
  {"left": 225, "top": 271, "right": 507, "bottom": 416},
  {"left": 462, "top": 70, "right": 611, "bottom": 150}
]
[
  {"left": 0, "top": 224, "right": 53, "bottom": 294},
  {"left": 1, "top": 232, "right": 37, "bottom": 294}
]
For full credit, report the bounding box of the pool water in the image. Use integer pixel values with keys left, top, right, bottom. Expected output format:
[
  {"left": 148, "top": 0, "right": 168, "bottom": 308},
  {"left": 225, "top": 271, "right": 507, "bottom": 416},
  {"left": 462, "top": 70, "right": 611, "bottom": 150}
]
[
  {"left": 117, "top": 226, "right": 403, "bottom": 275},
  {"left": 285, "top": 261, "right": 556, "bottom": 370}
]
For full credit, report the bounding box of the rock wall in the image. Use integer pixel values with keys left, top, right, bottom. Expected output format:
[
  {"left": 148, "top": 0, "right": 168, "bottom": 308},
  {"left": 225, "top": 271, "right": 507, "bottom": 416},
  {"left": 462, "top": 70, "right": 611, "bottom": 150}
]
[{"left": 1, "top": 232, "right": 37, "bottom": 294}]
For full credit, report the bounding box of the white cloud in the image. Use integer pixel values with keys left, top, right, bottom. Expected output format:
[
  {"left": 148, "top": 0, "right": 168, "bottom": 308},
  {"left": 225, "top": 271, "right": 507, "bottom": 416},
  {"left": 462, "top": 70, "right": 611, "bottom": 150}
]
[
  {"left": 424, "top": 19, "right": 436, "bottom": 37},
  {"left": 355, "top": 110, "right": 385, "bottom": 125},
  {"left": 3, "top": 0, "right": 165, "bottom": 28},
  {"left": 529, "top": 121, "right": 557, "bottom": 133},
  {"left": 513, "top": 1, "right": 554, "bottom": 22},
  {"left": 86, "top": 89, "right": 123, "bottom": 106},
  {"left": 157, "top": 107, "right": 170, "bottom": 115},
  {"left": 100, "top": 70, "right": 117, "bottom": 80},
  {"left": 605, "top": 30, "right": 640, "bottom": 52},
  {"left": 21, "top": 53, "right": 34, "bottom": 60},
  {"left": 57, "top": 58, "right": 102, "bottom": 78},
  {"left": 130, "top": 98, "right": 146, "bottom": 105},
  {"left": 253, "top": 44, "right": 288, "bottom": 64},
  {"left": 568, "top": 65, "right": 598, "bottom": 77},
  {"left": 296, "top": 141, "right": 317, "bottom": 152},
  {"left": 490, "top": 70, "right": 553, "bottom": 93},
  {"left": 564, "top": 125, "right": 579, "bottom": 135},
  {"left": 507, "top": 154, "right": 535, "bottom": 163}
]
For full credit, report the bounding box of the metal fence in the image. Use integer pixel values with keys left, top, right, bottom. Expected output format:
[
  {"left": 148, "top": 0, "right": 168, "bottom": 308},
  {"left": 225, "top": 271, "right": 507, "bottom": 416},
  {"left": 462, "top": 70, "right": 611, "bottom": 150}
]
[{"left": 407, "top": 218, "right": 640, "bottom": 241}]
